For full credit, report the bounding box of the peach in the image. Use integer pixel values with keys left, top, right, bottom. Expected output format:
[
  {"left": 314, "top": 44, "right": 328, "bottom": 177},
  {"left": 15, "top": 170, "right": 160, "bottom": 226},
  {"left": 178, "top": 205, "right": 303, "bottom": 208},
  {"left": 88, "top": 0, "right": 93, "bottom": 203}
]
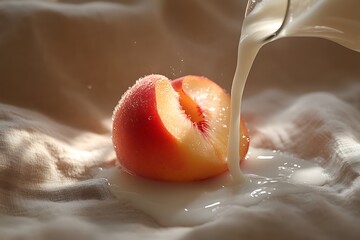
[{"left": 112, "top": 75, "right": 249, "bottom": 182}]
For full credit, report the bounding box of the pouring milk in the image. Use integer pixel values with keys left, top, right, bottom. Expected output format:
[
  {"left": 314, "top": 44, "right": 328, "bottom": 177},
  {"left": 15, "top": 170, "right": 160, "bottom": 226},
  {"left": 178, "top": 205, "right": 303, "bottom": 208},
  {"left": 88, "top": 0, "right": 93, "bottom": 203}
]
[{"left": 227, "top": 0, "right": 360, "bottom": 180}]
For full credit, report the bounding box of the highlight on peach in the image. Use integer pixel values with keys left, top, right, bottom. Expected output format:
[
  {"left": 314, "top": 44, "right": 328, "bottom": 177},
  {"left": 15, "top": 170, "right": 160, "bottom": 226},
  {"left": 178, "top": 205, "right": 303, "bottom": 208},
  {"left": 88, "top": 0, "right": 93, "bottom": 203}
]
[{"left": 112, "top": 75, "right": 249, "bottom": 182}]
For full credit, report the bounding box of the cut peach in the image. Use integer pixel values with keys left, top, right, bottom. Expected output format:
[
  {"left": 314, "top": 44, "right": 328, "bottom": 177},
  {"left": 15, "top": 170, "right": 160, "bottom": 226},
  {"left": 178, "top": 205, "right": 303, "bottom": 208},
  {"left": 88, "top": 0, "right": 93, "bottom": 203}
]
[{"left": 112, "top": 75, "right": 249, "bottom": 182}]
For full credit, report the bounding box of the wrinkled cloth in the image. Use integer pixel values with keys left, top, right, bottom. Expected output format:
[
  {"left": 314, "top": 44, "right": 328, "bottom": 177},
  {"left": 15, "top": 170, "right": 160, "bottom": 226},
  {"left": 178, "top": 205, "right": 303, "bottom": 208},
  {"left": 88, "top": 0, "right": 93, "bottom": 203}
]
[{"left": 0, "top": 0, "right": 360, "bottom": 239}]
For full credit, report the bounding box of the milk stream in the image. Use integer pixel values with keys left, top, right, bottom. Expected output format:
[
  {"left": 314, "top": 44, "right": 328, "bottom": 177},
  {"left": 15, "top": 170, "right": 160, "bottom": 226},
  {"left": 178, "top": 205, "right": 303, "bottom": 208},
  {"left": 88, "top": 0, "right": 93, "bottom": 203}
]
[
  {"left": 100, "top": 0, "right": 358, "bottom": 227},
  {"left": 227, "top": 0, "right": 287, "bottom": 180}
]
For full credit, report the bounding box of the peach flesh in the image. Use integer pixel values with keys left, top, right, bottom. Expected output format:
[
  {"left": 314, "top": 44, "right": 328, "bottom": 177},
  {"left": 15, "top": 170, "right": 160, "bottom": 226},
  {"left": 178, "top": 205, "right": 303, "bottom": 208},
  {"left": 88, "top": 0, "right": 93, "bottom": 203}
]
[
  {"left": 172, "top": 79, "right": 208, "bottom": 134},
  {"left": 112, "top": 75, "right": 250, "bottom": 182}
]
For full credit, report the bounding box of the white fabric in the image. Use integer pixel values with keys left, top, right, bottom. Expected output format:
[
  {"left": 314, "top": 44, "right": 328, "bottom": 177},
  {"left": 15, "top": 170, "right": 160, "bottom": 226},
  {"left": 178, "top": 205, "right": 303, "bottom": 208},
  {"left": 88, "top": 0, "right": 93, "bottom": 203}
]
[{"left": 0, "top": 0, "right": 360, "bottom": 239}]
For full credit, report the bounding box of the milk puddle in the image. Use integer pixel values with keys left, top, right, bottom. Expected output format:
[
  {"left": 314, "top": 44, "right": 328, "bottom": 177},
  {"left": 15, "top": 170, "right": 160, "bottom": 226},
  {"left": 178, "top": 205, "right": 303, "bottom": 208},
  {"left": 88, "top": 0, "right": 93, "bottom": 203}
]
[{"left": 95, "top": 148, "right": 329, "bottom": 226}]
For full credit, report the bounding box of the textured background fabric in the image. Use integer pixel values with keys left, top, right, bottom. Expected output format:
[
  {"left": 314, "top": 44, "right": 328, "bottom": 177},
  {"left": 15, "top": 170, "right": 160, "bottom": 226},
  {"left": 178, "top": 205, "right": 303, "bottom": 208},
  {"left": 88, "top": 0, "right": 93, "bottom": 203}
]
[{"left": 0, "top": 0, "right": 360, "bottom": 239}]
